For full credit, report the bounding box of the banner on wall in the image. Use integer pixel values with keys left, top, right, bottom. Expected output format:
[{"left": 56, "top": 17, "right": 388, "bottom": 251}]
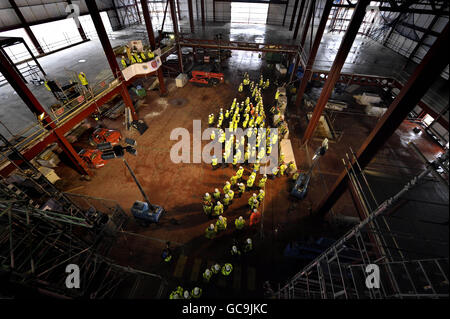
[{"left": 121, "top": 56, "right": 162, "bottom": 82}]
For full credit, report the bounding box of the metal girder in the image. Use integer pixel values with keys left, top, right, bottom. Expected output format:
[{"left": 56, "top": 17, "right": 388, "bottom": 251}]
[
  {"left": 188, "top": 0, "right": 195, "bottom": 33},
  {"left": 302, "top": 0, "right": 371, "bottom": 144},
  {"left": 201, "top": 0, "right": 206, "bottom": 27},
  {"left": 289, "top": 0, "right": 300, "bottom": 31},
  {"left": 179, "top": 38, "right": 299, "bottom": 53},
  {"left": 8, "top": 0, "right": 44, "bottom": 55},
  {"left": 408, "top": 15, "right": 440, "bottom": 61},
  {"left": 293, "top": 0, "right": 308, "bottom": 39},
  {"left": 314, "top": 23, "right": 449, "bottom": 217},
  {"left": 141, "top": 0, "right": 157, "bottom": 50},
  {"left": 333, "top": 2, "right": 449, "bottom": 15},
  {"left": 67, "top": 0, "right": 88, "bottom": 41},
  {"left": 295, "top": 0, "right": 334, "bottom": 105},
  {"left": 169, "top": 0, "right": 184, "bottom": 74},
  {"left": 300, "top": 0, "right": 315, "bottom": 49}
]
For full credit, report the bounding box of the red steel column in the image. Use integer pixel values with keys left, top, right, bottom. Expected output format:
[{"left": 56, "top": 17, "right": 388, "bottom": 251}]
[
  {"left": 86, "top": 0, "right": 138, "bottom": 121},
  {"left": 200, "top": 0, "right": 206, "bottom": 27},
  {"left": 315, "top": 23, "right": 449, "bottom": 217},
  {"left": 295, "top": 0, "right": 333, "bottom": 106},
  {"left": 169, "top": 0, "right": 184, "bottom": 73},
  {"left": 188, "top": 0, "right": 195, "bottom": 33},
  {"left": 302, "top": 0, "right": 370, "bottom": 144},
  {"left": 0, "top": 50, "right": 91, "bottom": 176},
  {"left": 8, "top": 0, "right": 44, "bottom": 55},
  {"left": 299, "top": 0, "right": 315, "bottom": 49},
  {"left": 140, "top": 0, "right": 156, "bottom": 50},
  {"left": 293, "top": 0, "right": 308, "bottom": 40}
]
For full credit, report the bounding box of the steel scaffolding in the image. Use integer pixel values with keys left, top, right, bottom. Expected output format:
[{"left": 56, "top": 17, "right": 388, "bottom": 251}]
[{"left": 277, "top": 149, "right": 449, "bottom": 299}]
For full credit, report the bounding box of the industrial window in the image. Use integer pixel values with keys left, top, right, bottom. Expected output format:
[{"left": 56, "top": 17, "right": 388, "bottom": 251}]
[
  {"left": 422, "top": 114, "right": 434, "bottom": 127},
  {"left": 78, "top": 12, "right": 113, "bottom": 40},
  {"left": 231, "top": 2, "right": 269, "bottom": 24},
  {"left": 0, "top": 28, "right": 37, "bottom": 61}
]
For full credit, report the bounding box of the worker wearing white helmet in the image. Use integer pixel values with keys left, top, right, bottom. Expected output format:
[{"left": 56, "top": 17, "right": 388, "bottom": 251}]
[
  {"left": 223, "top": 194, "right": 230, "bottom": 207},
  {"left": 223, "top": 181, "right": 231, "bottom": 194},
  {"left": 204, "top": 192, "right": 212, "bottom": 204},
  {"left": 183, "top": 290, "right": 191, "bottom": 299},
  {"left": 213, "top": 201, "right": 224, "bottom": 217},
  {"left": 211, "top": 263, "right": 221, "bottom": 274},
  {"left": 191, "top": 287, "right": 202, "bottom": 298},
  {"left": 205, "top": 223, "right": 217, "bottom": 239},
  {"left": 203, "top": 268, "right": 212, "bottom": 282},
  {"left": 231, "top": 244, "right": 241, "bottom": 256},
  {"left": 244, "top": 238, "right": 253, "bottom": 253},
  {"left": 257, "top": 189, "right": 265, "bottom": 202},
  {"left": 235, "top": 216, "right": 245, "bottom": 230},
  {"left": 216, "top": 215, "right": 227, "bottom": 231},
  {"left": 221, "top": 263, "right": 233, "bottom": 276},
  {"left": 213, "top": 188, "right": 220, "bottom": 200}
]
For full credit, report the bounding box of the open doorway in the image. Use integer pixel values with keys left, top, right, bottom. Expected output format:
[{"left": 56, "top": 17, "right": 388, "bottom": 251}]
[{"left": 231, "top": 2, "right": 269, "bottom": 24}]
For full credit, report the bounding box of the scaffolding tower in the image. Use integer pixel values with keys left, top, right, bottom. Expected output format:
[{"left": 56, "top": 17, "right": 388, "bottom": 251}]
[{"left": 277, "top": 148, "right": 449, "bottom": 299}]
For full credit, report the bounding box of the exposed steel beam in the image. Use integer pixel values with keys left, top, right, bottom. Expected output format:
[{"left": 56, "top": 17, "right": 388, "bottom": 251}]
[
  {"left": 302, "top": 0, "right": 370, "bottom": 144},
  {"left": 86, "top": 0, "right": 138, "bottom": 121},
  {"left": 295, "top": 0, "right": 333, "bottom": 105},
  {"left": 314, "top": 23, "right": 449, "bottom": 218},
  {"left": 289, "top": 0, "right": 300, "bottom": 31},
  {"left": 8, "top": 0, "right": 44, "bottom": 55},
  {"left": 188, "top": 0, "right": 195, "bottom": 33},
  {"left": 293, "top": 0, "right": 308, "bottom": 40},
  {"left": 200, "top": 0, "right": 206, "bottom": 27},
  {"left": 140, "top": 0, "right": 157, "bottom": 49},
  {"left": 299, "top": 0, "right": 315, "bottom": 49},
  {"left": 169, "top": 0, "right": 184, "bottom": 73}
]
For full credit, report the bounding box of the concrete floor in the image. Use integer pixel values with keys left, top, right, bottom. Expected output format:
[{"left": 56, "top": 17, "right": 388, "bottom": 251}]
[{"left": 1, "top": 20, "right": 448, "bottom": 298}]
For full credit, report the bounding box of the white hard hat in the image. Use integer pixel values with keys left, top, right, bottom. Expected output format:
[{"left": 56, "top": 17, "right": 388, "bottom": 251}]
[
  {"left": 217, "top": 201, "right": 221, "bottom": 205},
  {"left": 205, "top": 269, "right": 211, "bottom": 276},
  {"left": 205, "top": 193, "right": 210, "bottom": 196},
  {"left": 239, "top": 166, "right": 243, "bottom": 169},
  {"left": 253, "top": 209, "right": 257, "bottom": 212},
  {"left": 209, "top": 224, "right": 214, "bottom": 230},
  {"left": 260, "top": 190, "right": 264, "bottom": 193},
  {"left": 219, "top": 215, "right": 223, "bottom": 221},
  {"left": 194, "top": 287, "right": 200, "bottom": 295},
  {"left": 247, "top": 238, "right": 252, "bottom": 244},
  {"left": 239, "top": 216, "right": 243, "bottom": 221},
  {"left": 184, "top": 291, "right": 189, "bottom": 298},
  {"left": 214, "top": 264, "right": 220, "bottom": 271},
  {"left": 226, "top": 181, "right": 230, "bottom": 185},
  {"left": 225, "top": 194, "right": 229, "bottom": 198},
  {"left": 226, "top": 264, "right": 231, "bottom": 271},
  {"left": 253, "top": 193, "right": 257, "bottom": 197},
  {"left": 232, "top": 245, "right": 238, "bottom": 252},
  {"left": 215, "top": 188, "right": 219, "bottom": 192},
  {"left": 264, "top": 174, "right": 267, "bottom": 178}
]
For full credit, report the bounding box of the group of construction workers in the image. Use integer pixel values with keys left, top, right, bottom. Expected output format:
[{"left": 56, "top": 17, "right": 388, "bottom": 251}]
[
  {"left": 169, "top": 285, "right": 203, "bottom": 299},
  {"left": 202, "top": 262, "right": 234, "bottom": 284},
  {"left": 230, "top": 237, "right": 253, "bottom": 258},
  {"left": 120, "top": 49, "right": 156, "bottom": 68}
]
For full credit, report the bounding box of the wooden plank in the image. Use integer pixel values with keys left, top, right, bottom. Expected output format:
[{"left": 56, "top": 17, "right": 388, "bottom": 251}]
[
  {"left": 247, "top": 267, "right": 256, "bottom": 291},
  {"left": 173, "top": 255, "right": 188, "bottom": 278},
  {"left": 190, "top": 258, "right": 202, "bottom": 282}
]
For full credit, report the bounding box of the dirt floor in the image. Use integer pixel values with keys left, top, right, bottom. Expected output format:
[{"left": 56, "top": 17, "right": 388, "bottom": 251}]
[{"left": 53, "top": 58, "right": 445, "bottom": 298}]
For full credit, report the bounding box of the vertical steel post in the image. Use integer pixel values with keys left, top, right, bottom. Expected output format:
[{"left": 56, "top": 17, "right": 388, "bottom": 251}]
[
  {"left": 188, "top": 0, "right": 195, "bottom": 33},
  {"left": 201, "top": 0, "right": 206, "bottom": 27},
  {"left": 299, "top": 0, "right": 315, "bottom": 49},
  {"left": 289, "top": 0, "right": 300, "bottom": 31},
  {"left": 314, "top": 23, "right": 449, "bottom": 217},
  {"left": 295, "top": 0, "right": 333, "bottom": 106},
  {"left": 169, "top": 0, "right": 184, "bottom": 73},
  {"left": 141, "top": 0, "right": 157, "bottom": 49},
  {"left": 302, "top": 0, "right": 370, "bottom": 144},
  {"left": 293, "top": 0, "right": 308, "bottom": 40}
]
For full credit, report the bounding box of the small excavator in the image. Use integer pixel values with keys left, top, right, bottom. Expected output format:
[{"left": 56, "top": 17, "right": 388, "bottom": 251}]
[{"left": 189, "top": 70, "right": 224, "bottom": 87}]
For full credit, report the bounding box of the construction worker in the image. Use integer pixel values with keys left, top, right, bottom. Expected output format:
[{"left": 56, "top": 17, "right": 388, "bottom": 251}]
[
  {"left": 248, "top": 193, "right": 258, "bottom": 209},
  {"left": 257, "top": 189, "right": 265, "bottom": 202},
  {"left": 216, "top": 215, "right": 227, "bottom": 231},
  {"left": 279, "top": 152, "right": 285, "bottom": 163},
  {"left": 120, "top": 56, "right": 128, "bottom": 68},
  {"left": 210, "top": 130, "right": 216, "bottom": 141},
  {"left": 243, "top": 238, "right": 253, "bottom": 253},
  {"left": 258, "top": 175, "right": 267, "bottom": 188},
  {"left": 78, "top": 72, "right": 89, "bottom": 90},
  {"left": 236, "top": 166, "right": 244, "bottom": 180},
  {"left": 140, "top": 51, "right": 147, "bottom": 61},
  {"left": 223, "top": 194, "right": 230, "bottom": 208},
  {"left": 203, "top": 268, "right": 212, "bottom": 282},
  {"left": 203, "top": 192, "right": 212, "bottom": 204},
  {"left": 228, "top": 189, "right": 235, "bottom": 202},
  {"left": 231, "top": 245, "right": 241, "bottom": 256},
  {"left": 130, "top": 54, "right": 137, "bottom": 64},
  {"left": 222, "top": 263, "right": 233, "bottom": 276},
  {"left": 230, "top": 175, "right": 238, "bottom": 186},
  {"left": 253, "top": 160, "right": 260, "bottom": 172},
  {"left": 292, "top": 171, "right": 300, "bottom": 181},
  {"left": 213, "top": 188, "right": 221, "bottom": 200},
  {"left": 238, "top": 82, "right": 243, "bottom": 92},
  {"left": 183, "top": 290, "right": 191, "bottom": 299},
  {"left": 147, "top": 50, "right": 155, "bottom": 60},
  {"left": 169, "top": 289, "right": 181, "bottom": 299},
  {"left": 235, "top": 216, "right": 245, "bottom": 230},
  {"left": 264, "top": 78, "right": 270, "bottom": 89},
  {"left": 211, "top": 155, "right": 218, "bottom": 170},
  {"left": 211, "top": 263, "right": 221, "bottom": 275},
  {"left": 208, "top": 114, "right": 214, "bottom": 126},
  {"left": 161, "top": 241, "right": 172, "bottom": 263},
  {"left": 271, "top": 166, "right": 279, "bottom": 178},
  {"left": 279, "top": 163, "right": 287, "bottom": 176},
  {"left": 238, "top": 183, "right": 246, "bottom": 197},
  {"left": 191, "top": 287, "right": 202, "bottom": 299},
  {"left": 223, "top": 181, "right": 231, "bottom": 194},
  {"left": 249, "top": 209, "right": 261, "bottom": 227},
  {"left": 288, "top": 161, "right": 297, "bottom": 174},
  {"left": 247, "top": 173, "right": 256, "bottom": 189},
  {"left": 259, "top": 75, "right": 264, "bottom": 87},
  {"left": 205, "top": 224, "right": 217, "bottom": 239},
  {"left": 232, "top": 154, "right": 238, "bottom": 168},
  {"left": 213, "top": 201, "right": 224, "bottom": 217},
  {"left": 203, "top": 203, "right": 212, "bottom": 216}
]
